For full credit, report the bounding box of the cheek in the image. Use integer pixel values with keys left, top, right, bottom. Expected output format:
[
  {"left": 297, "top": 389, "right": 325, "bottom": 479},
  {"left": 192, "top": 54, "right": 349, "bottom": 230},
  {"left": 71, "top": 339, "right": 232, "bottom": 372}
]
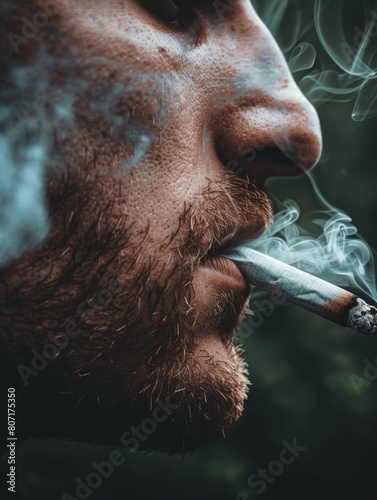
[
  {"left": 44, "top": 3, "right": 230, "bottom": 256},
  {"left": 86, "top": 115, "right": 208, "bottom": 249}
]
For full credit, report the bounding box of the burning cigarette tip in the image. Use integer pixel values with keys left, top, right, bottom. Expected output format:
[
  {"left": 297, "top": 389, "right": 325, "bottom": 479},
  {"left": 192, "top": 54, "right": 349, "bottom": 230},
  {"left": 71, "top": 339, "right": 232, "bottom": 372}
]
[{"left": 347, "top": 299, "right": 377, "bottom": 335}]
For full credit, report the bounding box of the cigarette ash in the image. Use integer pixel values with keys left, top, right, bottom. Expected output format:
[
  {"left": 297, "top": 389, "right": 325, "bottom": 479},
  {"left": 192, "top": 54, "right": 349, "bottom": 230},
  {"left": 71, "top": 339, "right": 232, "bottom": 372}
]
[{"left": 348, "top": 299, "right": 377, "bottom": 335}]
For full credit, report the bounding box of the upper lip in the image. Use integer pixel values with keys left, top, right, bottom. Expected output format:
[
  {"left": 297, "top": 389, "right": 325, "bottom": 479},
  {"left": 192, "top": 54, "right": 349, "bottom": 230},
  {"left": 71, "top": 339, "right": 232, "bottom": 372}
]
[{"left": 204, "top": 217, "right": 269, "bottom": 260}]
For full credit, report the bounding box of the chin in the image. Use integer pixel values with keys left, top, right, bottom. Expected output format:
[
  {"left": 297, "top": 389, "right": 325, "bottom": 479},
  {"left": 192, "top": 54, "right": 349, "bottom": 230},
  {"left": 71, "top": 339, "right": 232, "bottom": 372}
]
[
  {"left": 112, "top": 235, "right": 254, "bottom": 454},
  {"left": 102, "top": 298, "right": 251, "bottom": 455},
  {"left": 118, "top": 342, "right": 250, "bottom": 455},
  {"left": 124, "top": 275, "right": 252, "bottom": 455}
]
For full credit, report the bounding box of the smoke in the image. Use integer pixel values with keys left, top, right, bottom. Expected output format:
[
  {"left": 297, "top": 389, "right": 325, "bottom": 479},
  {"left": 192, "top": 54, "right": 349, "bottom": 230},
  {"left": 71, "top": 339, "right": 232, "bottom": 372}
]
[
  {"left": 0, "top": 116, "right": 50, "bottom": 268},
  {"left": 238, "top": 192, "right": 377, "bottom": 302},
  {"left": 288, "top": 42, "right": 317, "bottom": 73},
  {"left": 0, "top": 47, "right": 165, "bottom": 268},
  {"left": 254, "top": 0, "right": 377, "bottom": 120}
]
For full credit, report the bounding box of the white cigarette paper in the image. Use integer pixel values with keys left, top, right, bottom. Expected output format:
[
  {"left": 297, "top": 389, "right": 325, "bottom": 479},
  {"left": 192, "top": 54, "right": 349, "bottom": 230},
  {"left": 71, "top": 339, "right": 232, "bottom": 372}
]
[{"left": 223, "top": 246, "right": 377, "bottom": 335}]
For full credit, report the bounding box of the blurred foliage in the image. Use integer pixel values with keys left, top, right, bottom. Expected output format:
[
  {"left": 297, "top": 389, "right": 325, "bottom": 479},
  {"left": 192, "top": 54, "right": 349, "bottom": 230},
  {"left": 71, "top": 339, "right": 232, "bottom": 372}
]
[{"left": 12, "top": 1, "right": 377, "bottom": 499}]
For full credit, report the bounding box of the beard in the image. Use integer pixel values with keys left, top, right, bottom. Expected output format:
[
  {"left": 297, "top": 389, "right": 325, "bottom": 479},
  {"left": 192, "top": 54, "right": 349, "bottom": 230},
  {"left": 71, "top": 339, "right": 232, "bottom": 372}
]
[{"left": 0, "top": 149, "right": 272, "bottom": 455}]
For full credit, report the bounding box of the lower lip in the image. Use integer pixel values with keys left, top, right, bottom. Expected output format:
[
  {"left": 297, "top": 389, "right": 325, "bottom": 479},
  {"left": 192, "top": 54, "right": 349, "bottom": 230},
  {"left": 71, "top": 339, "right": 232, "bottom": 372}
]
[{"left": 202, "top": 255, "right": 246, "bottom": 286}]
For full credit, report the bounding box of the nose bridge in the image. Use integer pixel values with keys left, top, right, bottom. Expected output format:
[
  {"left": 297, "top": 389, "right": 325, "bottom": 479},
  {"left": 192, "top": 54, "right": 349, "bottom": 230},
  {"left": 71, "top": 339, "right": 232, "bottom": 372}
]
[
  {"left": 206, "top": 2, "right": 295, "bottom": 102},
  {"left": 207, "top": 4, "right": 322, "bottom": 179}
]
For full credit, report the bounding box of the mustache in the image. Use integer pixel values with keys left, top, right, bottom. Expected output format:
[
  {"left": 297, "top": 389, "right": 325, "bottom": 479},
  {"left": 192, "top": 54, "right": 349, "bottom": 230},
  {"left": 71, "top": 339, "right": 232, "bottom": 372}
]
[
  {"left": 171, "top": 172, "right": 272, "bottom": 337},
  {"left": 171, "top": 171, "right": 274, "bottom": 263}
]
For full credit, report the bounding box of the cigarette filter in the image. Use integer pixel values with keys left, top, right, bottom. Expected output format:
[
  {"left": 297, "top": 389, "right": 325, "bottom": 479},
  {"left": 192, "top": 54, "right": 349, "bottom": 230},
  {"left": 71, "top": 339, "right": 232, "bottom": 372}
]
[{"left": 223, "top": 246, "right": 377, "bottom": 335}]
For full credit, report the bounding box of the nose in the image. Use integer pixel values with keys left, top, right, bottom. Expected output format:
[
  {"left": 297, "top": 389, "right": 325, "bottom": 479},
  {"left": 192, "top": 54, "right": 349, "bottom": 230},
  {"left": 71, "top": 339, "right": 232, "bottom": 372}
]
[{"left": 210, "top": 3, "right": 322, "bottom": 181}]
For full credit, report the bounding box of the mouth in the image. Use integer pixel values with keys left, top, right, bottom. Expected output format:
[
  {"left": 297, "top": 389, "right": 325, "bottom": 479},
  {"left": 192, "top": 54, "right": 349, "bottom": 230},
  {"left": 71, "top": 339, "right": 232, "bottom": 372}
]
[
  {"left": 201, "top": 254, "right": 246, "bottom": 287},
  {"left": 197, "top": 219, "right": 268, "bottom": 350},
  {"left": 200, "top": 219, "right": 268, "bottom": 277}
]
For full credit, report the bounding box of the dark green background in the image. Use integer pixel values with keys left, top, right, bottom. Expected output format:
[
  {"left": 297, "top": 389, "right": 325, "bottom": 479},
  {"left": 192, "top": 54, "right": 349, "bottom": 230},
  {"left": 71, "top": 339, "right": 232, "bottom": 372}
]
[{"left": 14, "top": 1, "right": 377, "bottom": 499}]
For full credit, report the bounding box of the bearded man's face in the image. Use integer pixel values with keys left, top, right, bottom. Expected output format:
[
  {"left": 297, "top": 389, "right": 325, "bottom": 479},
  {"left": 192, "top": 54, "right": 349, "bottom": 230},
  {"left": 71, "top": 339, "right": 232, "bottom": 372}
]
[{"left": 0, "top": 0, "right": 321, "bottom": 453}]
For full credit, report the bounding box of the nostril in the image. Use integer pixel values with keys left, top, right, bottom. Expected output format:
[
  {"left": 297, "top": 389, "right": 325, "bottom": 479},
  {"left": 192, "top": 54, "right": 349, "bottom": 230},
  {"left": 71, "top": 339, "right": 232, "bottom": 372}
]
[
  {"left": 255, "top": 139, "right": 322, "bottom": 179},
  {"left": 225, "top": 146, "right": 289, "bottom": 177},
  {"left": 220, "top": 144, "right": 318, "bottom": 182},
  {"left": 212, "top": 95, "right": 322, "bottom": 182},
  {"left": 244, "top": 146, "right": 293, "bottom": 172}
]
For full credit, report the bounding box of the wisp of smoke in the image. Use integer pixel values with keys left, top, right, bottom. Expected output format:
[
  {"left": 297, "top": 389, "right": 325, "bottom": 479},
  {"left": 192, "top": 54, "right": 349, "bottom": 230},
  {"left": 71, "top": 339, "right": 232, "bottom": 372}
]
[
  {"left": 255, "top": 0, "right": 377, "bottom": 120},
  {"left": 243, "top": 196, "right": 377, "bottom": 303},
  {"left": 0, "top": 46, "right": 165, "bottom": 268}
]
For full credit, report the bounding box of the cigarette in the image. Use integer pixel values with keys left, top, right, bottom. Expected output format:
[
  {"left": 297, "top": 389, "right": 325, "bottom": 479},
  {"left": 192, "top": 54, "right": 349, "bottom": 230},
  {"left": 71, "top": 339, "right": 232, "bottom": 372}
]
[{"left": 223, "top": 246, "right": 377, "bottom": 335}]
